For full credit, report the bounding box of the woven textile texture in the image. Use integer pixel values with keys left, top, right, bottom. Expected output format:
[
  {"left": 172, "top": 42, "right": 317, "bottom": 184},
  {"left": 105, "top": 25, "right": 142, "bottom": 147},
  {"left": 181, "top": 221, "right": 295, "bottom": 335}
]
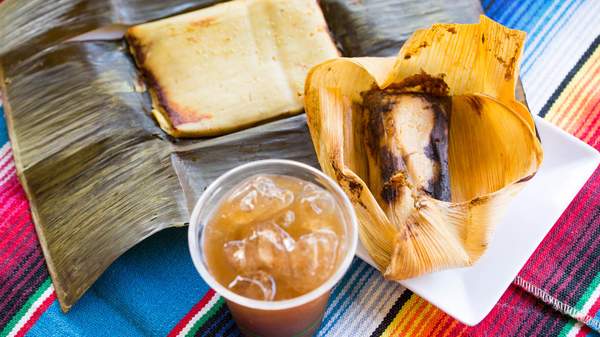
[{"left": 0, "top": 0, "right": 599, "bottom": 336}]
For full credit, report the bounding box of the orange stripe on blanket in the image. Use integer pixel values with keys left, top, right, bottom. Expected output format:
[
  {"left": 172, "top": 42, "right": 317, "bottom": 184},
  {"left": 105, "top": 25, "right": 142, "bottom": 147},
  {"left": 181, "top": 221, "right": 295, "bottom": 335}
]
[
  {"left": 576, "top": 97, "right": 600, "bottom": 145},
  {"left": 429, "top": 312, "right": 454, "bottom": 336},
  {"left": 441, "top": 320, "right": 460, "bottom": 337},
  {"left": 573, "top": 94, "right": 600, "bottom": 143},
  {"left": 548, "top": 64, "right": 600, "bottom": 131},
  {"left": 403, "top": 302, "right": 437, "bottom": 336},
  {"left": 380, "top": 294, "right": 421, "bottom": 337},
  {"left": 563, "top": 79, "right": 600, "bottom": 134},
  {"left": 412, "top": 308, "right": 445, "bottom": 336},
  {"left": 397, "top": 298, "right": 432, "bottom": 336},
  {"left": 546, "top": 46, "right": 600, "bottom": 129},
  {"left": 545, "top": 46, "right": 600, "bottom": 124},
  {"left": 542, "top": 58, "right": 594, "bottom": 124}
]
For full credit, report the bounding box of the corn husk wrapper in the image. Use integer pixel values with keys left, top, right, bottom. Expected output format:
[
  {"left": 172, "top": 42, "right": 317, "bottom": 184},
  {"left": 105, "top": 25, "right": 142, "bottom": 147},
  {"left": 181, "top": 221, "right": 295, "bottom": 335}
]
[{"left": 304, "top": 16, "right": 543, "bottom": 279}]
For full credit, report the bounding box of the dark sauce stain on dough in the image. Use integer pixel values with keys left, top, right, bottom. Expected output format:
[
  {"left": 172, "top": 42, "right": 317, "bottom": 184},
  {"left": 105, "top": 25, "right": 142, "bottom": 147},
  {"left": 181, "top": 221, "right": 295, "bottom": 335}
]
[
  {"left": 423, "top": 95, "right": 451, "bottom": 201},
  {"left": 361, "top": 76, "right": 452, "bottom": 203},
  {"left": 126, "top": 33, "right": 148, "bottom": 65},
  {"left": 361, "top": 88, "right": 407, "bottom": 203},
  {"left": 386, "top": 72, "right": 450, "bottom": 96},
  {"left": 381, "top": 182, "right": 398, "bottom": 204},
  {"left": 126, "top": 31, "right": 211, "bottom": 127}
]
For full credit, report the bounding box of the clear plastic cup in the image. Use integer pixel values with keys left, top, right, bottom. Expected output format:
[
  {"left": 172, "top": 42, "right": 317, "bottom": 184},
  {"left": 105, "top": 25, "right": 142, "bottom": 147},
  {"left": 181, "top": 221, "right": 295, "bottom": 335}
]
[{"left": 188, "top": 159, "right": 358, "bottom": 337}]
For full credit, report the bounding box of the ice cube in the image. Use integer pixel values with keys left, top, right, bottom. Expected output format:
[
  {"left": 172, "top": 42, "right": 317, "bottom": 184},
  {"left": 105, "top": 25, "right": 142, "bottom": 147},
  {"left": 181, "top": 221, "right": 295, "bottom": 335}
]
[
  {"left": 299, "top": 183, "right": 336, "bottom": 216},
  {"left": 228, "top": 271, "right": 276, "bottom": 301},
  {"left": 254, "top": 176, "right": 294, "bottom": 203},
  {"left": 290, "top": 229, "right": 339, "bottom": 293},
  {"left": 224, "top": 176, "right": 294, "bottom": 226},
  {"left": 275, "top": 210, "right": 295, "bottom": 228},
  {"left": 249, "top": 222, "right": 294, "bottom": 273},
  {"left": 223, "top": 240, "right": 248, "bottom": 272},
  {"left": 298, "top": 184, "right": 338, "bottom": 233},
  {"left": 239, "top": 190, "right": 258, "bottom": 211},
  {"left": 223, "top": 221, "right": 294, "bottom": 277}
]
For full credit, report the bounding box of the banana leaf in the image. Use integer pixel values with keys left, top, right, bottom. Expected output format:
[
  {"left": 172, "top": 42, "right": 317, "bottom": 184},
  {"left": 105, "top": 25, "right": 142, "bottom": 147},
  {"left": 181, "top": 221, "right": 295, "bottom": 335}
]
[
  {"left": 0, "top": 0, "right": 226, "bottom": 61},
  {"left": 0, "top": 0, "right": 524, "bottom": 311}
]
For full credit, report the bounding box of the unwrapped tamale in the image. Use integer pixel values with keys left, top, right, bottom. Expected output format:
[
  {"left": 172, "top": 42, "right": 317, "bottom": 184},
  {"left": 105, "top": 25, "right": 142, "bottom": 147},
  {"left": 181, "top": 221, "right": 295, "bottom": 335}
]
[{"left": 126, "top": 0, "right": 339, "bottom": 137}]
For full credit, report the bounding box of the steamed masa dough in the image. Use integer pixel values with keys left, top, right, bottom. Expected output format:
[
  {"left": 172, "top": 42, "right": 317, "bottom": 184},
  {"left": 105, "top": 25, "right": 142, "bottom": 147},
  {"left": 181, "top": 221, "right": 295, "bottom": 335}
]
[{"left": 126, "top": 0, "right": 339, "bottom": 137}]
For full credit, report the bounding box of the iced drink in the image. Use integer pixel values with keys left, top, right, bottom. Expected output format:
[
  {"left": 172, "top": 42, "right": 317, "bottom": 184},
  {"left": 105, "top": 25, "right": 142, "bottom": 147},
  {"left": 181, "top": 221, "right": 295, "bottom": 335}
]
[
  {"left": 205, "top": 174, "right": 346, "bottom": 301},
  {"left": 188, "top": 160, "right": 358, "bottom": 337}
]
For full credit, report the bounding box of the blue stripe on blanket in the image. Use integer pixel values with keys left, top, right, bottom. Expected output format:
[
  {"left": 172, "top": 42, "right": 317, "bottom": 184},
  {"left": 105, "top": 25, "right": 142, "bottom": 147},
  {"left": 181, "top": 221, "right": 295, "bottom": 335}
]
[{"left": 28, "top": 228, "right": 208, "bottom": 337}]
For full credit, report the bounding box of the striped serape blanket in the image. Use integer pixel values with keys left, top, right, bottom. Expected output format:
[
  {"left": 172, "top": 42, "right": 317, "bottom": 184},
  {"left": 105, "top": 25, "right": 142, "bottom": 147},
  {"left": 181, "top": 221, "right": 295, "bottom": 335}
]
[{"left": 0, "top": 0, "right": 599, "bottom": 336}]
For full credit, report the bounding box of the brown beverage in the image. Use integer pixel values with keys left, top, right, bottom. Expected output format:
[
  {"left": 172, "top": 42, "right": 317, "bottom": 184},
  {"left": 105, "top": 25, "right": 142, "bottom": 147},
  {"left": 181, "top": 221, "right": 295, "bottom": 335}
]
[
  {"left": 189, "top": 160, "right": 357, "bottom": 337},
  {"left": 204, "top": 174, "right": 347, "bottom": 302}
]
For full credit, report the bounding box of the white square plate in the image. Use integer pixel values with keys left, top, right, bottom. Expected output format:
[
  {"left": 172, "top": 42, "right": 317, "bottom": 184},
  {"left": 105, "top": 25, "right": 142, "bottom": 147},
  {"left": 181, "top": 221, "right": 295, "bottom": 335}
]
[{"left": 356, "top": 116, "right": 600, "bottom": 325}]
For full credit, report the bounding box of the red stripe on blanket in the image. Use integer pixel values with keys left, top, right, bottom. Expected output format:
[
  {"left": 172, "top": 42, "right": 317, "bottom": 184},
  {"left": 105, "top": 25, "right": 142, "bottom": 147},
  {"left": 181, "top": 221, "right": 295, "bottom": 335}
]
[
  {"left": 575, "top": 324, "right": 592, "bottom": 337},
  {"left": 14, "top": 291, "right": 56, "bottom": 337},
  {"left": 521, "top": 170, "right": 598, "bottom": 281},
  {"left": 167, "top": 289, "right": 216, "bottom": 337},
  {"left": 589, "top": 297, "right": 600, "bottom": 320}
]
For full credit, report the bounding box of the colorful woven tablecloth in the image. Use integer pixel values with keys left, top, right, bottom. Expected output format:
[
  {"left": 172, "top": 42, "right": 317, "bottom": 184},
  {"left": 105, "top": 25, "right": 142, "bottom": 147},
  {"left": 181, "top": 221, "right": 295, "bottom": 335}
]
[{"left": 1, "top": 0, "right": 599, "bottom": 336}]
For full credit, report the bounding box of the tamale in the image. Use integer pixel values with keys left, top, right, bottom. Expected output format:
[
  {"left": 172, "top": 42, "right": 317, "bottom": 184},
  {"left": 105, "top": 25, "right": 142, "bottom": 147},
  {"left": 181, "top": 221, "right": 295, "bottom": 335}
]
[
  {"left": 126, "top": 0, "right": 339, "bottom": 137},
  {"left": 0, "top": 0, "right": 489, "bottom": 311},
  {"left": 361, "top": 87, "right": 451, "bottom": 204},
  {"left": 304, "top": 16, "right": 543, "bottom": 279}
]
